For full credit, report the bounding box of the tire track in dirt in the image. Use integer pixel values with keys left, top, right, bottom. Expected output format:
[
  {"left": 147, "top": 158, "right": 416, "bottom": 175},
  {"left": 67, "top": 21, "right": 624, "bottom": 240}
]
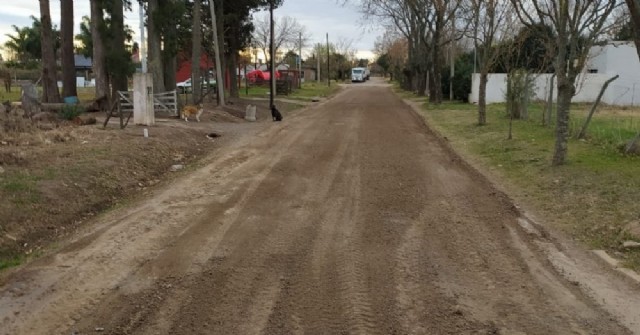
[{"left": 2, "top": 81, "right": 636, "bottom": 334}]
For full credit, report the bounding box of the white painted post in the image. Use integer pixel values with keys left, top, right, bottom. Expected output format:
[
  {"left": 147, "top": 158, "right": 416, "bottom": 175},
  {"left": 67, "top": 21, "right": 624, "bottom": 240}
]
[
  {"left": 244, "top": 104, "right": 256, "bottom": 122},
  {"left": 133, "top": 73, "right": 154, "bottom": 126}
]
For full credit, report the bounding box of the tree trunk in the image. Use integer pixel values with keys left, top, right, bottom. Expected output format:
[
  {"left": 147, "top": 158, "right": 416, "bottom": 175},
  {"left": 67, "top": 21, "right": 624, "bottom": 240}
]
[
  {"left": 544, "top": 74, "right": 555, "bottom": 126},
  {"left": 522, "top": 74, "right": 530, "bottom": 121},
  {"left": 90, "top": 0, "right": 108, "bottom": 100},
  {"left": 209, "top": 0, "right": 225, "bottom": 106},
  {"left": 110, "top": 0, "right": 128, "bottom": 99},
  {"left": 60, "top": 0, "right": 76, "bottom": 98},
  {"left": 215, "top": 0, "right": 226, "bottom": 104},
  {"left": 625, "top": 0, "right": 640, "bottom": 62},
  {"left": 164, "top": 55, "right": 177, "bottom": 92},
  {"left": 191, "top": 0, "right": 202, "bottom": 104},
  {"left": 228, "top": 22, "right": 239, "bottom": 99},
  {"left": 478, "top": 71, "right": 488, "bottom": 125},
  {"left": 162, "top": 0, "right": 178, "bottom": 92},
  {"left": 553, "top": 80, "right": 573, "bottom": 166},
  {"left": 148, "top": 0, "right": 166, "bottom": 92},
  {"left": 39, "top": 0, "right": 61, "bottom": 103},
  {"left": 552, "top": 4, "right": 571, "bottom": 166}
]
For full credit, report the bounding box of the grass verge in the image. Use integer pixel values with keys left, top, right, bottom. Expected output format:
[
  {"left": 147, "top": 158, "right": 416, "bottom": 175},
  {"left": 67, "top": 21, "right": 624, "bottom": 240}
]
[
  {"left": 240, "top": 81, "right": 340, "bottom": 101},
  {"left": 404, "top": 93, "right": 640, "bottom": 270}
]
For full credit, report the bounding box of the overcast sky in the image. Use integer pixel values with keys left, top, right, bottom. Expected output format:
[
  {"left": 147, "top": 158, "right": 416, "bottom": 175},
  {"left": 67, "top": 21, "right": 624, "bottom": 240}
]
[{"left": 0, "top": 0, "right": 380, "bottom": 60}]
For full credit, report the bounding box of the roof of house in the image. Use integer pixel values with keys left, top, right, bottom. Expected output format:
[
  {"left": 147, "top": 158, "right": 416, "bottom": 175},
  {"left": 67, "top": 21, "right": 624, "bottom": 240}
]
[{"left": 74, "top": 55, "right": 92, "bottom": 68}]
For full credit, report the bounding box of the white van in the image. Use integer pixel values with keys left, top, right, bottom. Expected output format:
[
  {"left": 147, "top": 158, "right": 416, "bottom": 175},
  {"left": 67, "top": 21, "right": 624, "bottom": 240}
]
[{"left": 351, "top": 68, "right": 365, "bottom": 82}]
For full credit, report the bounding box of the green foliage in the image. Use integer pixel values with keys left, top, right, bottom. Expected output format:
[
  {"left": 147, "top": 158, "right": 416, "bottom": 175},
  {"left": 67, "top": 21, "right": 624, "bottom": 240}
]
[
  {"left": 3, "top": 16, "right": 61, "bottom": 66},
  {"left": 613, "top": 19, "right": 633, "bottom": 41},
  {"left": 505, "top": 69, "right": 536, "bottom": 119},
  {"left": 492, "top": 23, "right": 555, "bottom": 73},
  {"left": 441, "top": 52, "right": 474, "bottom": 102},
  {"left": 75, "top": 16, "right": 93, "bottom": 57},
  {"left": 1, "top": 172, "right": 41, "bottom": 204},
  {"left": 376, "top": 53, "right": 391, "bottom": 75},
  {"left": 0, "top": 255, "right": 23, "bottom": 271},
  {"left": 60, "top": 104, "right": 84, "bottom": 120}
]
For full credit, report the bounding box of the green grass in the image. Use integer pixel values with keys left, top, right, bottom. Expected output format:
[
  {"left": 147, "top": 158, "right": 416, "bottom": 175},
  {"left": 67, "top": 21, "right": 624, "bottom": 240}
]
[
  {"left": 0, "top": 255, "right": 23, "bottom": 271},
  {"left": 408, "top": 94, "right": 640, "bottom": 269},
  {"left": 0, "top": 86, "right": 97, "bottom": 103},
  {"left": 240, "top": 81, "right": 340, "bottom": 101},
  {"left": 0, "top": 171, "right": 47, "bottom": 205}
]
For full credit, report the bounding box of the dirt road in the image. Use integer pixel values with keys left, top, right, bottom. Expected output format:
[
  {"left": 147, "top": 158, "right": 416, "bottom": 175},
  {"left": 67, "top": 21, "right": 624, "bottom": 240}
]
[{"left": 2, "top": 80, "right": 639, "bottom": 334}]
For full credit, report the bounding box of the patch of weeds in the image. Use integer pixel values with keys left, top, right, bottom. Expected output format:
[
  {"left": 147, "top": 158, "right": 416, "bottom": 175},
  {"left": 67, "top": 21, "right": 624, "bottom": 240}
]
[
  {"left": 1, "top": 172, "right": 42, "bottom": 204},
  {"left": 60, "top": 104, "right": 84, "bottom": 120},
  {"left": 0, "top": 255, "right": 23, "bottom": 271}
]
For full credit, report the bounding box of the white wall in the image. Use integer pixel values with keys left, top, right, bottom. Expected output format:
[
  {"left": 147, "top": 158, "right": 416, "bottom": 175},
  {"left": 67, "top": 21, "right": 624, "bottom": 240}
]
[{"left": 470, "top": 42, "right": 640, "bottom": 106}]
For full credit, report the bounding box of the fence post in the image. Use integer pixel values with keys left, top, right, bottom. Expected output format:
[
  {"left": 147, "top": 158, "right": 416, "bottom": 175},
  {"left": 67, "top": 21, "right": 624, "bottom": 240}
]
[{"left": 133, "top": 73, "right": 155, "bottom": 126}]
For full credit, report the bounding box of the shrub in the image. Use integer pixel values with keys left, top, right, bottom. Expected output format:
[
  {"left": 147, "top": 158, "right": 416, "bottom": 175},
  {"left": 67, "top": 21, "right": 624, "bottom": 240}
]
[{"left": 60, "top": 104, "right": 84, "bottom": 121}]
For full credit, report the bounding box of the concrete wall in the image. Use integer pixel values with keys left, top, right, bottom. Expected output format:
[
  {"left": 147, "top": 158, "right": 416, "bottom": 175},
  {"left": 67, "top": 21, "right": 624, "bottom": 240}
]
[
  {"left": 470, "top": 73, "right": 611, "bottom": 104},
  {"left": 470, "top": 42, "right": 640, "bottom": 106}
]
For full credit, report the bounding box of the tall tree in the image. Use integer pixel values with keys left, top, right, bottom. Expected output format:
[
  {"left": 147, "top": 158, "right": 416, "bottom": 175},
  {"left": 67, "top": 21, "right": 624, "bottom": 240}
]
[
  {"left": 511, "top": 0, "right": 622, "bottom": 165},
  {"left": 3, "top": 18, "right": 47, "bottom": 65},
  {"left": 108, "top": 0, "right": 129, "bottom": 98},
  {"left": 147, "top": 0, "right": 166, "bottom": 92},
  {"left": 191, "top": 0, "right": 203, "bottom": 104},
  {"left": 626, "top": 0, "right": 640, "bottom": 60},
  {"left": 468, "top": 0, "right": 513, "bottom": 125},
  {"left": 61, "top": 0, "right": 77, "bottom": 98},
  {"left": 252, "top": 15, "right": 307, "bottom": 67},
  {"left": 39, "top": 0, "right": 61, "bottom": 103},
  {"left": 91, "top": 0, "right": 109, "bottom": 99}
]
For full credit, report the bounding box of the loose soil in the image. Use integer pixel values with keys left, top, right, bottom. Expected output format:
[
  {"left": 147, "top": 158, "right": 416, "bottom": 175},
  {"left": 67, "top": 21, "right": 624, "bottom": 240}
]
[
  {"left": 0, "top": 98, "right": 301, "bottom": 264},
  {"left": 1, "top": 80, "right": 639, "bottom": 334}
]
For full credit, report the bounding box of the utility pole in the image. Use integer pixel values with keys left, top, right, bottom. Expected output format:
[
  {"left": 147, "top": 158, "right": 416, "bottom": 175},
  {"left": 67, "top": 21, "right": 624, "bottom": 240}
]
[
  {"left": 326, "top": 33, "right": 330, "bottom": 87},
  {"left": 317, "top": 48, "right": 321, "bottom": 83},
  {"left": 209, "top": 0, "right": 225, "bottom": 106},
  {"left": 270, "top": 0, "right": 276, "bottom": 108}
]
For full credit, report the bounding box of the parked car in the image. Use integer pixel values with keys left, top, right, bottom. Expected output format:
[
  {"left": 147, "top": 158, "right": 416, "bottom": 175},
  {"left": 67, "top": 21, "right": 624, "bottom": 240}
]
[{"left": 176, "top": 78, "right": 217, "bottom": 93}]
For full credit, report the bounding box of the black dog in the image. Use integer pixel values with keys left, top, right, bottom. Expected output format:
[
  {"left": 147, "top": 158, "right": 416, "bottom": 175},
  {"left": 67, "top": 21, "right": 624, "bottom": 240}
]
[{"left": 271, "top": 105, "right": 283, "bottom": 122}]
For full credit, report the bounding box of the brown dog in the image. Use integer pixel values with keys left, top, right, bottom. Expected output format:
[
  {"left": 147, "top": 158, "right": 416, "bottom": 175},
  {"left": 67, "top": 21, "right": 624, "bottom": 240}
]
[{"left": 181, "top": 104, "right": 204, "bottom": 122}]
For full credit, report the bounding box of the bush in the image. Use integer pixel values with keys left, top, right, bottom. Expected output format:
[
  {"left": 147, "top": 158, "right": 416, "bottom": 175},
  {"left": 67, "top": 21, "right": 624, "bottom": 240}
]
[{"left": 60, "top": 104, "right": 84, "bottom": 120}]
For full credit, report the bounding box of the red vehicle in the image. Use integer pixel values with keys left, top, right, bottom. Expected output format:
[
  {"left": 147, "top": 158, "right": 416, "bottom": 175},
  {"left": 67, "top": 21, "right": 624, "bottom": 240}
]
[{"left": 246, "top": 70, "right": 281, "bottom": 83}]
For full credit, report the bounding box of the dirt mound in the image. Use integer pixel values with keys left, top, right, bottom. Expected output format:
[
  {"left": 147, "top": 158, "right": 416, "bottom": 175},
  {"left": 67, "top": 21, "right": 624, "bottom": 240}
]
[{"left": 0, "top": 121, "right": 216, "bottom": 263}]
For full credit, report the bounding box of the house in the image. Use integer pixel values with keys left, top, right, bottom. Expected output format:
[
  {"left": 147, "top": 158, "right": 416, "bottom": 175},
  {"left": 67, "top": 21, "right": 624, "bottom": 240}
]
[
  {"left": 301, "top": 64, "right": 317, "bottom": 82},
  {"left": 470, "top": 41, "right": 640, "bottom": 106},
  {"left": 586, "top": 41, "right": 640, "bottom": 106},
  {"left": 74, "top": 55, "right": 93, "bottom": 86},
  {"left": 175, "top": 53, "right": 215, "bottom": 83}
]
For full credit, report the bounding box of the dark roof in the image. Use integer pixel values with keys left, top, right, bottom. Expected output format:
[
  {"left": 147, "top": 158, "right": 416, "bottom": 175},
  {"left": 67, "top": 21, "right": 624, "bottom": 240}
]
[{"left": 74, "top": 55, "right": 92, "bottom": 68}]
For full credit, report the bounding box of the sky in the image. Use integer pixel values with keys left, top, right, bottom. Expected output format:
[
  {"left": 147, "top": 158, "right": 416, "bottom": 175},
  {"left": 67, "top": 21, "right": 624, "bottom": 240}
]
[{"left": 0, "top": 0, "right": 380, "bottom": 61}]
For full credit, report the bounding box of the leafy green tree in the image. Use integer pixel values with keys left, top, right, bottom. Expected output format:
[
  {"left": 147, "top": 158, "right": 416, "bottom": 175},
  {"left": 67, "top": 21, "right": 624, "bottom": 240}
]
[
  {"left": 3, "top": 16, "right": 60, "bottom": 66},
  {"left": 75, "top": 16, "right": 92, "bottom": 57},
  {"left": 376, "top": 53, "right": 391, "bottom": 77}
]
